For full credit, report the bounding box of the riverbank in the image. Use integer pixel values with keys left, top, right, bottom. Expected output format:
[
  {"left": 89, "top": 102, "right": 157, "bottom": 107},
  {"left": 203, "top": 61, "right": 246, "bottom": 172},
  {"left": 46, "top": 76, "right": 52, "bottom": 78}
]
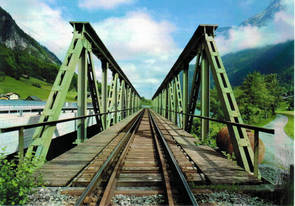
[
  {"left": 276, "top": 111, "right": 294, "bottom": 139},
  {"left": 259, "top": 114, "right": 293, "bottom": 170}
]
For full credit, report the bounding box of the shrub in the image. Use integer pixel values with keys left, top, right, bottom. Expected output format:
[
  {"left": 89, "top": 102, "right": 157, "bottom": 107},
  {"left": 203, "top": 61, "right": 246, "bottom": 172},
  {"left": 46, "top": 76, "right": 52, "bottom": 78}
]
[
  {"left": 32, "top": 83, "right": 41, "bottom": 88},
  {"left": 0, "top": 151, "right": 43, "bottom": 205}
]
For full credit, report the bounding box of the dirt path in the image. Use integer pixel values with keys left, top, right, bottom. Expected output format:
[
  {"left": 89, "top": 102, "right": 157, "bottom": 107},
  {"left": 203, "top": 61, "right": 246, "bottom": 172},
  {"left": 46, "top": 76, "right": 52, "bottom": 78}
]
[{"left": 260, "top": 114, "right": 294, "bottom": 169}]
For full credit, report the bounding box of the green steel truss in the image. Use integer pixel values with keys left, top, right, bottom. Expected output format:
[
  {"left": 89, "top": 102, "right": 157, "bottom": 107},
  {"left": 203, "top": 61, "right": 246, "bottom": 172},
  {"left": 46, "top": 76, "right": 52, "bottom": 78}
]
[
  {"left": 151, "top": 25, "right": 256, "bottom": 174},
  {"left": 26, "top": 22, "right": 140, "bottom": 165},
  {"left": 186, "top": 51, "right": 202, "bottom": 132},
  {"left": 175, "top": 75, "right": 183, "bottom": 128},
  {"left": 107, "top": 73, "right": 119, "bottom": 128}
]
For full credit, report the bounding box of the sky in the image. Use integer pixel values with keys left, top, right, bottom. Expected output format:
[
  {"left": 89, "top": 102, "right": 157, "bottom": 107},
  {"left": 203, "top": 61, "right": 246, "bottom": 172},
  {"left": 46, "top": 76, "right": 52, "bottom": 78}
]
[{"left": 0, "top": 0, "right": 293, "bottom": 98}]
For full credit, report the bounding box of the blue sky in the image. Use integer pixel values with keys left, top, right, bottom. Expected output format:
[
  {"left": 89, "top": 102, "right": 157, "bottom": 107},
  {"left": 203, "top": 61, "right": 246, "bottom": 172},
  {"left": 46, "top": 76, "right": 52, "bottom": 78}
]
[{"left": 0, "top": 0, "right": 293, "bottom": 98}]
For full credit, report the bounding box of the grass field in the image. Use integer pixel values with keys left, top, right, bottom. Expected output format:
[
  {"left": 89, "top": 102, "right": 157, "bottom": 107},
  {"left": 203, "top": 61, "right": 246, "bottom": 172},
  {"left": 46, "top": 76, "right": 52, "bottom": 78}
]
[
  {"left": 276, "top": 111, "right": 294, "bottom": 139},
  {"left": 255, "top": 115, "right": 276, "bottom": 127},
  {"left": 0, "top": 76, "right": 76, "bottom": 102}
]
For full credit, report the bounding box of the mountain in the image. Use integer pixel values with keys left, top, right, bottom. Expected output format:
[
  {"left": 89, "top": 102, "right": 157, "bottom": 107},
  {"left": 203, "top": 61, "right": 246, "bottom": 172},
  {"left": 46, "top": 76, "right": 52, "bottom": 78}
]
[
  {"left": 222, "top": 40, "right": 294, "bottom": 88},
  {"left": 0, "top": 7, "right": 61, "bottom": 64},
  {"left": 239, "top": 0, "right": 282, "bottom": 27},
  {"left": 0, "top": 6, "right": 62, "bottom": 83},
  {"left": 217, "top": 0, "right": 284, "bottom": 35}
]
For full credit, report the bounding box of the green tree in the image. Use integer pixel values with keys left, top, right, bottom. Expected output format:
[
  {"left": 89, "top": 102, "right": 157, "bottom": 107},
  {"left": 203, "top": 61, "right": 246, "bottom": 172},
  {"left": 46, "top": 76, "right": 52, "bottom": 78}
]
[{"left": 265, "top": 73, "right": 283, "bottom": 114}]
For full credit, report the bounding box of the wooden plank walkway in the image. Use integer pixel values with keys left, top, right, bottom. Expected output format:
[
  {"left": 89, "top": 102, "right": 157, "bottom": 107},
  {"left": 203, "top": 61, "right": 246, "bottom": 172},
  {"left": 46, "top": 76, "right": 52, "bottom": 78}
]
[
  {"left": 37, "top": 111, "right": 142, "bottom": 186},
  {"left": 152, "top": 111, "right": 261, "bottom": 185}
]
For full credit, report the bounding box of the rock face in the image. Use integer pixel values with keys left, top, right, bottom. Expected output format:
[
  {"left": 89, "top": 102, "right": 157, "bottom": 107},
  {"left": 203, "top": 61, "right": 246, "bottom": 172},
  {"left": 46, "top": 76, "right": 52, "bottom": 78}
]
[
  {"left": 0, "top": 6, "right": 61, "bottom": 64},
  {"left": 216, "top": 127, "right": 265, "bottom": 164}
]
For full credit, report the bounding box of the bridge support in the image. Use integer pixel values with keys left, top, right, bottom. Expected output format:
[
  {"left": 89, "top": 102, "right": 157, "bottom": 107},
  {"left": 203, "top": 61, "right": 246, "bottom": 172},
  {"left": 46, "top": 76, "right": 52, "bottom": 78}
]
[
  {"left": 183, "top": 65, "right": 188, "bottom": 129},
  {"left": 76, "top": 49, "right": 88, "bottom": 144},
  {"left": 201, "top": 50, "right": 210, "bottom": 141},
  {"left": 25, "top": 22, "right": 140, "bottom": 166},
  {"left": 152, "top": 24, "right": 257, "bottom": 175},
  {"left": 101, "top": 60, "right": 108, "bottom": 130}
]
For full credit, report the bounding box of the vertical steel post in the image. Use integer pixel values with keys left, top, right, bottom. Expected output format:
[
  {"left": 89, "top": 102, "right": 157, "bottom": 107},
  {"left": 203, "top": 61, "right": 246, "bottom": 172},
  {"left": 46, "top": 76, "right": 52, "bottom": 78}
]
[
  {"left": 156, "top": 97, "right": 158, "bottom": 112},
  {"left": 123, "top": 85, "right": 127, "bottom": 118},
  {"left": 76, "top": 49, "right": 88, "bottom": 144},
  {"left": 18, "top": 127, "right": 24, "bottom": 163},
  {"left": 101, "top": 60, "right": 108, "bottom": 130},
  {"left": 173, "top": 79, "right": 178, "bottom": 125},
  {"left": 168, "top": 83, "right": 171, "bottom": 121},
  {"left": 114, "top": 75, "right": 118, "bottom": 124},
  {"left": 160, "top": 92, "right": 163, "bottom": 115},
  {"left": 183, "top": 65, "right": 188, "bottom": 130},
  {"left": 127, "top": 87, "right": 131, "bottom": 116},
  {"left": 119, "top": 80, "right": 125, "bottom": 121},
  {"left": 132, "top": 92, "right": 136, "bottom": 114},
  {"left": 131, "top": 91, "right": 134, "bottom": 114},
  {"left": 158, "top": 95, "right": 160, "bottom": 114},
  {"left": 254, "top": 130, "right": 260, "bottom": 178},
  {"left": 163, "top": 88, "right": 167, "bottom": 118},
  {"left": 201, "top": 51, "right": 209, "bottom": 141}
]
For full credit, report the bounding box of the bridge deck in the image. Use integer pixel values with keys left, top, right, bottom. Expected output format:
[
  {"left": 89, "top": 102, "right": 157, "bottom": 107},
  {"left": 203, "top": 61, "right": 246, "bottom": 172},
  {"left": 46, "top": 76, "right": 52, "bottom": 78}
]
[
  {"left": 37, "top": 111, "right": 141, "bottom": 186},
  {"left": 38, "top": 109, "right": 260, "bottom": 187},
  {"left": 151, "top": 111, "right": 260, "bottom": 185}
]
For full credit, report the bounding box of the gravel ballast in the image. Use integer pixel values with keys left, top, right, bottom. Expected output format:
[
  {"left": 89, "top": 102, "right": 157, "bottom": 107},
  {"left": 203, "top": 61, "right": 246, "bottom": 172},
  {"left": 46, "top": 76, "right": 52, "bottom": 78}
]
[
  {"left": 112, "top": 194, "right": 165, "bottom": 206},
  {"left": 195, "top": 191, "right": 278, "bottom": 206},
  {"left": 27, "top": 187, "right": 78, "bottom": 206}
]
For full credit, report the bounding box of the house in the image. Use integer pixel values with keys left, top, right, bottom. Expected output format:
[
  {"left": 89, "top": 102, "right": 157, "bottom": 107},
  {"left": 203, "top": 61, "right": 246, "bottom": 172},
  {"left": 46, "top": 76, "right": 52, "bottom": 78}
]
[
  {"left": 0, "top": 94, "right": 8, "bottom": 100},
  {"left": 0, "top": 93, "right": 20, "bottom": 100},
  {"left": 26, "top": 96, "right": 42, "bottom": 101}
]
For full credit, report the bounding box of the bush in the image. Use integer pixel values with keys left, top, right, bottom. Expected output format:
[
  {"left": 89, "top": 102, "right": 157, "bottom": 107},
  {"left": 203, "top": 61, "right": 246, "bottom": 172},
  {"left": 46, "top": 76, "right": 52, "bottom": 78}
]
[
  {"left": 0, "top": 151, "right": 43, "bottom": 205},
  {"left": 32, "top": 83, "right": 41, "bottom": 88}
]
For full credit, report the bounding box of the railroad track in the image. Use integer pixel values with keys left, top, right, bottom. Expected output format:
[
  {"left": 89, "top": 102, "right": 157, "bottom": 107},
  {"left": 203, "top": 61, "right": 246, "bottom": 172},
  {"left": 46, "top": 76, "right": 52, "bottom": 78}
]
[{"left": 74, "top": 109, "right": 198, "bottom": 205}]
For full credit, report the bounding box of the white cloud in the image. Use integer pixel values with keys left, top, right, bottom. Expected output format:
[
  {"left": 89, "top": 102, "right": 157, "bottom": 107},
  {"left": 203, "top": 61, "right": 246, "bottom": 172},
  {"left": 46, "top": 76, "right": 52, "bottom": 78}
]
[
  {"left": 79, "top": 0, "right": 133, "bottom": 10},
  {"left": 216, "top": 1, "right": 294, "bottom": 55},
  {"left": 93, "top": 11, "right": 178, "bottom": 60},
  {"left": 0, "top": 0, "right": 72, "bottom": 60}
]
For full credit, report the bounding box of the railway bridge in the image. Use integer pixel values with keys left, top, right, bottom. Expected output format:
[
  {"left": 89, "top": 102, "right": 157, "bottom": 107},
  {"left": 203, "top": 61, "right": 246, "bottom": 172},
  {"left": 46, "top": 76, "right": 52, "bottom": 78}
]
[{"left": 0, "top": 22, "right": 275, "bottom": 205}]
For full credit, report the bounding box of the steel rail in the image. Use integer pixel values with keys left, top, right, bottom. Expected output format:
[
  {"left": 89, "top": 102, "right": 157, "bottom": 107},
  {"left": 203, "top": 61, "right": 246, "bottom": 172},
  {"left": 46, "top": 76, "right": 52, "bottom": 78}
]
[
  {"left": 75, "top": 110, "right": 144, "bottom": 206},
  {"left": 149, "top": 111, "right": 174, "bottom": 206},
  {"left": 149, "top": 111, "right": 199, "bottom": 206},
  {"left": 98, "top": 113, "right": 141, "bottom": 206},
  {"left": 0, "top": 107, "right": 140, "bottom": 133}
]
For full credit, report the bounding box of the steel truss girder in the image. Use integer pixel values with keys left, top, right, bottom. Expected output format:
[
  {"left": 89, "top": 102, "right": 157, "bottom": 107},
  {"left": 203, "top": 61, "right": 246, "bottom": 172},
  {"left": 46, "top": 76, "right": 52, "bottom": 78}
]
[
  {"left": 203, "top": 33, "right": 255, "bottom": 174},
  {"left": 26, "top": 32, "right": 104, "bottom": 164},
  {"left": 25, "top": 22, "right": 140, "bottom": 166},
  {"left": 152, "top": 24, "right": 256, "bottom": 175}
]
